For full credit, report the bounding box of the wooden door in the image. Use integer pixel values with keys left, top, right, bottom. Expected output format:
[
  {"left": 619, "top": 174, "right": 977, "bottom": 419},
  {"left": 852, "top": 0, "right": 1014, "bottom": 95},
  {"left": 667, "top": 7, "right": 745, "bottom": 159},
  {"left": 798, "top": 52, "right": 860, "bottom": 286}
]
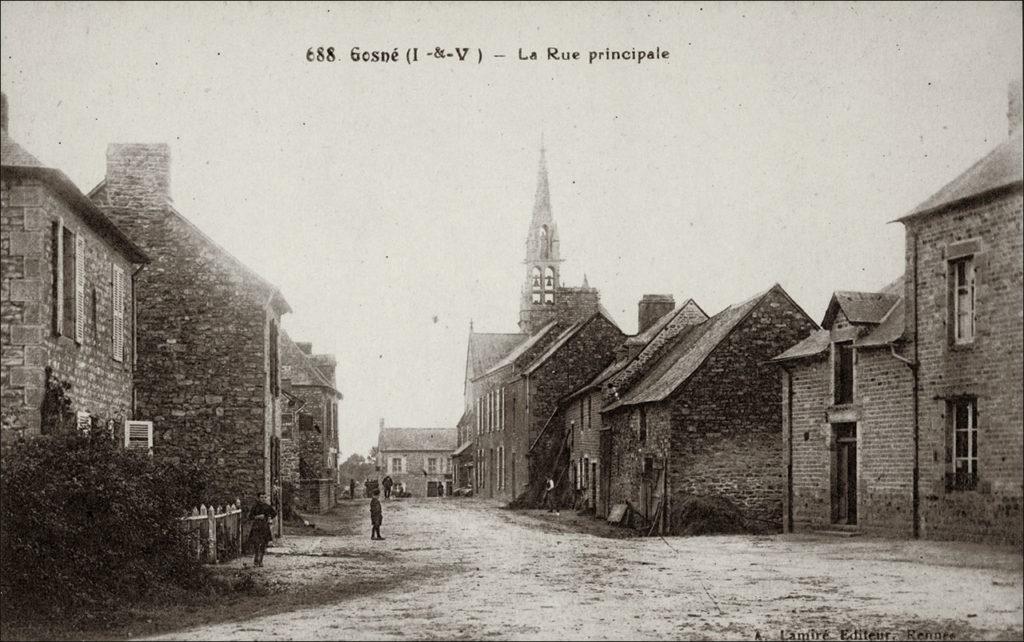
[{"left": 832, "top": 424, "right": 857, "bottom": 525}]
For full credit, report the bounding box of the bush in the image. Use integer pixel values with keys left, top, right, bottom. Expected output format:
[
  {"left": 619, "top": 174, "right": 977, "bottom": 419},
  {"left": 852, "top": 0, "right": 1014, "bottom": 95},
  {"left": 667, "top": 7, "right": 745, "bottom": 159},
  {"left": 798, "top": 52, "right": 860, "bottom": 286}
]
[
  {"left": 668, "top": 495, "right": 749, "bottom": 536},
  {"left": 0, "top": 429, "right": 217, "bottom": 618}
]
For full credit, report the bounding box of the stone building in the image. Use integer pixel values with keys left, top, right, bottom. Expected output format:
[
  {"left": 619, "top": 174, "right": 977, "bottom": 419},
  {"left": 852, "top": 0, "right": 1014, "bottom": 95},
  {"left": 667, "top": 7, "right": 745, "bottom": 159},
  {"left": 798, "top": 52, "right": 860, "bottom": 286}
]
[
  {"left": 772, "top": 279, "right": 913, "bottom": 536},
  {"left": 88, "top": 142, "right": 291, "bottom": 528},
  {"left": 1, "top": 94, "right": 149, "bottom": 443},
  {"left": 774, "top": 84, "right": 1023, "bottom": 544},
  {"left": 280, "top": 331, "right": 342, "bottom": 513},
  {"left": 377, "top": 424, "right": 456, "bottom": 497},
  {"left": 454, "top": 148, "right": 626, "bottom": 503},
  {"left": 601, "top": 285, "right": 818, "bottom": 530},
  {"left": 555, "top": 296, "right": 708, "bottom": 517}
]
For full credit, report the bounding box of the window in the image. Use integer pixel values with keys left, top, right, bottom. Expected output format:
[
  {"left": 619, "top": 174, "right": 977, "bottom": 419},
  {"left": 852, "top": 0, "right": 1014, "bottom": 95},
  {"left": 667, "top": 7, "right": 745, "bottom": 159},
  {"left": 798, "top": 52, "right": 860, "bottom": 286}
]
[
  {"left": 833, "top": 341, "right": 854, "bottom": 405},
  {"left": 531, "top": 267, "right": 543, "bottom": 303},
  {"left": 638, "top": 407, "right": 647, "bottom": 443},
  {"left": 76, "top": 411, "right": 91, "bottom": 433},
  {"left": 111, "top": 264, "right": 126, "bottom": 361},
  {"left": 950, "top": 398, "right": 979, "bottom": 491},
  {"left": 539, "top": 225, "right": 550, "bottom": 259},
  {"left": 543, "top": 267, "right": 555, "bottom": 304},
  {"left": 298, "top": 413, "right": 314, "bottom": 432},
  {"left": 269, "top": 320, "right": 280, "bottom": 395},
  {"left": 281, "top": 412, "right": 294, "bottom": 439},
  {"left": 427, "top": 458, "right": 438, "bottom": 474},
  {"left": 52, "top": 222, "right": 84, "bottom": 342},
  {"left": 583, "top": 456, "right": 590, "bottom": 488},
  {"left": 951, "top": 257, "right": 976, "bottom": 344},
  {"left": 391, "top": 457, "right": 404, "bottom": 474},
  {"left": 124, "top": 420, "right": 154, "bottom": 453},
  {"left": 586, "top": 396, "right": 592, "bottom": 430}
]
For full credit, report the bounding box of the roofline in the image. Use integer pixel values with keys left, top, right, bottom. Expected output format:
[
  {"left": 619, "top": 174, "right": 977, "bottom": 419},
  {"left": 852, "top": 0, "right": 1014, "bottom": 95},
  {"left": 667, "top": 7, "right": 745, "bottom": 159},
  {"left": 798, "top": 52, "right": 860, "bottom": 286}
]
[
  {"left": 522, "top": 310, "right": 617, "bottom": 376},
  {"left": 893, "top": 180, "right": 1023, "bottom": 224},
  {"left": 609, "top": 284, "right": 803, "bottom": 410},
  {"left": 2, "top": 165, "right": 150, "bottom": 263},
  {"left": 89, "top": 178, "right": 291, "bottom": 313}
]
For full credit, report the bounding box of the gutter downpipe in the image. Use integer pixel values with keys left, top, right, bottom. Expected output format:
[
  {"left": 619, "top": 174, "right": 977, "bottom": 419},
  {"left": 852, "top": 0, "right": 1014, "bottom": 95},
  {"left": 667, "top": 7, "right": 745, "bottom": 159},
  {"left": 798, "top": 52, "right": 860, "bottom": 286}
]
[{"left": 780, "top": 364, "right": 795, "bottom": 533}]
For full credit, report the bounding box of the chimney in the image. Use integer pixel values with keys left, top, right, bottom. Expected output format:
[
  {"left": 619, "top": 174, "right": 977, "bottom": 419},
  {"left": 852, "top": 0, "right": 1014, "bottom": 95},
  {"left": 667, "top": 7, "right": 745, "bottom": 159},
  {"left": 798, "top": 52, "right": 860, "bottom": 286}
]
[
  {"left": 379, "top": 418, "right": 385, "bottom": 431},
  {"left": 105, "top": 143, "right": 172, "bottom": 208},
  {"left": 296, "top": 342, "right": 313, "bottom": 355},
  {"left": 1009, "top": 78, "right": 1022, "bottom": 137},
  {"left": 638, "top": 294, "right": 674, "bottom": 333},
  {"left": 1, "top": 92, "right": 8, "bottom": 135}
]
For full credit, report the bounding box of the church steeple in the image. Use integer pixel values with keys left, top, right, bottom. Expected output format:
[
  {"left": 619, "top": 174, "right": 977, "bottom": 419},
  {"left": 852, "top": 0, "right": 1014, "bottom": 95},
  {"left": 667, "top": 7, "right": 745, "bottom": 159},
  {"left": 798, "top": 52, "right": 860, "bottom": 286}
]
[{"left": 520, "top": 146, "right": 563, "bottom": 333}]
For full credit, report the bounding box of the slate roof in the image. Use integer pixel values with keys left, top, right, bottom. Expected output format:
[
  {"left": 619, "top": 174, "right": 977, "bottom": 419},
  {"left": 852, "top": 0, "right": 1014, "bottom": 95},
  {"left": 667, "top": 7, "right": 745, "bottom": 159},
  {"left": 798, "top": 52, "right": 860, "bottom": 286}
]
[
  {"left": 280, "top": 330, "right": 341, "bottom": 398},
  {"left": 771, "top": 329, "right": 831, "bottom": 362},
  {"left": 899, "top": 130, "right": 1023, "bottom": 221},
  {"left": 475, "top": 320, "right": 559, "bottom": 380},
  {"left": 2, "top": 129, "right": 149, "bottom": 263},
  {"left": 378, "top": 427, "right": 457, "bottom": 452},
  {"left": 606, "top": 286, "right": 787, "bottom": 410},
  {"left": 822, "top": 291, "right": 902, "bottom": 328},
  {"left": 466, "top": 332, "right": 527, "bottom": 380}
]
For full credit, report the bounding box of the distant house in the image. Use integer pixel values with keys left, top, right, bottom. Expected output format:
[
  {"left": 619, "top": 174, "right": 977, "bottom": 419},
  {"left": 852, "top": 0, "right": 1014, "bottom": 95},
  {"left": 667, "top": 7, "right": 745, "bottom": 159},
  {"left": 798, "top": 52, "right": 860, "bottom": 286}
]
[
  {"left": 602, "top": 285, "right": 818, "bottom": 530},
  {"left": 280, "top": 332, "right": 342, "bottom": 513},
  {"left": 377, "top": 423, "right": 456, "bottom": 497},
  {"left": 773, "top": 83, "right": 1023, "bottom": 544},
  {"left": 89, "top": 142, "right": 291, "bottom": 530},
  {"left": 1, "top": 93, "right": 149, "bottom": 443}
]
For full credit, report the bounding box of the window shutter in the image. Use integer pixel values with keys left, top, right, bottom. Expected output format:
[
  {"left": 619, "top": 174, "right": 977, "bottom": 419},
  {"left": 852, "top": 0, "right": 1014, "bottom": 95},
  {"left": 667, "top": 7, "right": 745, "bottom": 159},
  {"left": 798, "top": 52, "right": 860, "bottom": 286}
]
[
  {"left": 74, "top": 233, "right": 85, "bottom": 343},
  {"left": 76, "top": 411, "right": 91, "bottom": 433},
  {"left": 53, "top": 219, "right": 64, "bottom": 335},
  {"left": 111, "top": 264, "right": 126, "bottom": 361},
  {"left": 125, "top": 420, "right": 154, "bottom": 453}
]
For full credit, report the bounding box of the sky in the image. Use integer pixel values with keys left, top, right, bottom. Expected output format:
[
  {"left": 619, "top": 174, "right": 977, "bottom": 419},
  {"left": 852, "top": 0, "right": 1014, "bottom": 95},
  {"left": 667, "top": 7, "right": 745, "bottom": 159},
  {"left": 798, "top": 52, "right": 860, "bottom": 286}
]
[{"left": 2, "top": 2, "right": 1021, "bottom": 459}]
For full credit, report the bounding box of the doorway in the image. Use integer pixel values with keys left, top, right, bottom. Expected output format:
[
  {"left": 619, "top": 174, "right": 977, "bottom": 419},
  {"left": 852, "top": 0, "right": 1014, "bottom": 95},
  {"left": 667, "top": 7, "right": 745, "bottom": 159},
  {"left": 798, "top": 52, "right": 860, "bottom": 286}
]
[{"left": 831, "top": 423, "right": 858, "bottom": 525}]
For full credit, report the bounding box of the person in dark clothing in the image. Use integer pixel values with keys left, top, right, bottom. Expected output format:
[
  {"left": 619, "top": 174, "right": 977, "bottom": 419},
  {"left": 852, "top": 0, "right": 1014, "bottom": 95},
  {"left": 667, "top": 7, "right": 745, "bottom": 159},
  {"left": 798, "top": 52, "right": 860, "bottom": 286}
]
[
  {"left": 370, "top": 489, "right": 384, "bottom": 540},
  {"left": 349, "top": 478, "right": 356, "bottom": 501},
  {"left": 382, "top": 475, "right": 394, "bottom": 500},
  {"left": 248, "top": 491, "right": 277, "bottom": 567}
]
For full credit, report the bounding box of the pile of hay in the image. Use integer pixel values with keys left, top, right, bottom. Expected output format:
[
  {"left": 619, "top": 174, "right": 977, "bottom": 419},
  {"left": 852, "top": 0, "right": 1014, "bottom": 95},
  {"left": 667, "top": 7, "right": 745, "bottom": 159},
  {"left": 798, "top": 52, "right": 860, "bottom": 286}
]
[{"left": 668, "top": 495, "right": 748, "bottom": 536}]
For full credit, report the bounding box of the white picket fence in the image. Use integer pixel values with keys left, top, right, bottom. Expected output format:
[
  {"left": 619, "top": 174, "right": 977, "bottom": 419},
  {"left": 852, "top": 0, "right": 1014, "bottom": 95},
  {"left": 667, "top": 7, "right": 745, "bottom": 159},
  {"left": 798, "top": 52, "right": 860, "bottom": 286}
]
[{"left": 180, "top": 501, "right": 243, "bottom": 564}]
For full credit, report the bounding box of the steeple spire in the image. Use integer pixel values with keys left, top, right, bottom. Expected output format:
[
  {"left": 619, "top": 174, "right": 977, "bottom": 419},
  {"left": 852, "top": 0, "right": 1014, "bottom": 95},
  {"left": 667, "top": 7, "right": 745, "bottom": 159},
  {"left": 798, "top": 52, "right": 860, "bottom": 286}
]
[{"left": 531, "top": 145, "right": 552, "bottom": 225}]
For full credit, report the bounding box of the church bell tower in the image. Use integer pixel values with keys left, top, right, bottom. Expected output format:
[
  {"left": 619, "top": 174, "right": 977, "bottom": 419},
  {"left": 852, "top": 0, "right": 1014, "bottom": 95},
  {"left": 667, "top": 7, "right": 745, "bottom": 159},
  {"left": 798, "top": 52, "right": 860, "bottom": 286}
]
[{"left": 519, "top": 147, "right": 564, "bottom": 333}]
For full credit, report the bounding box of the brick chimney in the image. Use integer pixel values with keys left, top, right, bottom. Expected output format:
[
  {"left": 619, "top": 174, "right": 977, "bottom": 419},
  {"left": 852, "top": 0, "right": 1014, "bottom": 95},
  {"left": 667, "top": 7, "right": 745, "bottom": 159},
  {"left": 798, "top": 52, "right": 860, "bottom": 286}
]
[
  {"left": 1009, "top": 78, "right": 1022, "bottom": 137},
  {"left": 105, "top": 143, "right": 172, "bottom": 208},
  {"left": 638, "top": 294, "right": 674, "bottom": 333},
  {"left": 379, "top": 418, "right": 385, "bottom": 430}
]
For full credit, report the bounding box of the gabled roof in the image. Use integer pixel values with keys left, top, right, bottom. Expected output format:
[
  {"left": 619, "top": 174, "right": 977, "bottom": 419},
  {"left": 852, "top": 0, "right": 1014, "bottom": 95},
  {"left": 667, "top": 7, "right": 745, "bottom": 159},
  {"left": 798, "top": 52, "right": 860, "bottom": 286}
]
[
  {"left": 606, "top": 285, "right": 802, "bottom": 410},
  {"left": 522, "top": 308, "right": 622, "bottom": 375},
  {"left": 2, "top": 130, "right": 149, "bottom": 264},
  {"left": 898, "top": 130, "right": 1023, "bottom": 222},
  {"left": 822, "top": 291, "right": 901, "bottom": 328},
  {"left": 378, "top": 427, "right": 456, "bottom": 452},
  {"left": 280, "top": 329, "right": 342, "bottom": 398},
  {"left": 854, "top": 295, "right": 906, "bottom": 347},
  {"left": 89, "top": 179, "right": 290, "bottom": 315},
  {"left": 474, "top": 320, "right": 559, "bottom": 380},
  {"left": 466, "top": 332, "right": 527, "bottom": 380}
]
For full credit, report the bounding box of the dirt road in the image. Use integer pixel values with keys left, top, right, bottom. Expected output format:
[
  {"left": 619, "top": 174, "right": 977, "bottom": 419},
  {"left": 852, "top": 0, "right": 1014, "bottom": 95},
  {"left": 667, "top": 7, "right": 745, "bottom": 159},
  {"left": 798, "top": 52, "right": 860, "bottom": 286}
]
[{"left": 144, "top": 498, "right": 1022, "bottom": 641}]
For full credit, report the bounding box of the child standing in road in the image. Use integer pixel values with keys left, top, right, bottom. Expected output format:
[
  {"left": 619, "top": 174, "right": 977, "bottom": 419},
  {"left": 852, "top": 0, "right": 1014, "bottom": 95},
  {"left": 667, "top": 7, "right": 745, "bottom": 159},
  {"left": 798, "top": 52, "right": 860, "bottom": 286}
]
[{"left": 370, "top": 489, "right": 385, "bottom": 540}]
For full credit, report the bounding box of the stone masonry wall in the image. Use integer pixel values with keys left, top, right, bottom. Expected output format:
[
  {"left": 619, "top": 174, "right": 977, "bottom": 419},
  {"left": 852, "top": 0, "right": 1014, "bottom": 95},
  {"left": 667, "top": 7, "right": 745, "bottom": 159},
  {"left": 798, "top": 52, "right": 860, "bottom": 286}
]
[
  {"left": 2, "top": 176, "right": 135, "bottom": 440},
  {"left": 905, "top": 191, "right": 1023, "bottom": 545},
  {"left": 606, "top": 288, "right": 816, "bottom": 531},
  {"left": 91, "top": 147, "right": 282, "bottom": 505}
]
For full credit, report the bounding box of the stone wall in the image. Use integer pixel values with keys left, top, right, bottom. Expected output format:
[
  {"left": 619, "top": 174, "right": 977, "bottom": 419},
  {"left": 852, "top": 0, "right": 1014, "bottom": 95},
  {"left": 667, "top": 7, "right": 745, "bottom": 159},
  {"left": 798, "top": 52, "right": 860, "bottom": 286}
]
[
  {"left": 905, "top": 191, "right": 1023, "bottom": 545},
  {"left": 2, "top": 175, "right": 136, "bottom": 440},
  {"left": 91, "top": 145, "right": 283, "bottom": 504},
  {"left": 606, "top": 288, "right": 816, "bottom": 531}
]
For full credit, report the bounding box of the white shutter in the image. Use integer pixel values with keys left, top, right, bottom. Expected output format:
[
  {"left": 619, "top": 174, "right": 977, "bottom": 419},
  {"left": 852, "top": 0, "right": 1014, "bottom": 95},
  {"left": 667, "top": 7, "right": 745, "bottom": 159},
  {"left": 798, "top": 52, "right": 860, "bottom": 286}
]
[
  {"left": 74, "top": 233, "right": 85, "bottom": 344},
  {"left": 125, "top": 420, "right": 154, "bottom": 453},
  {"left": 111, "top": 264, "right": 125, "bottom": 361},
  {"left": 76, "top": 411, "right": 91, "bottom": 433},
  {"left": 53, "top": 219, "right": 64, "bottom": 336}
]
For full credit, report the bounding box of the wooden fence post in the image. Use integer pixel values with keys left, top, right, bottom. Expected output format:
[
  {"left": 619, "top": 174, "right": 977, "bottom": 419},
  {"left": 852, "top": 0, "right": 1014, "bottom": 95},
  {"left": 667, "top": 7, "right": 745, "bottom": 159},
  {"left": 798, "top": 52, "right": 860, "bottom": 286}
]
[{"left": 205, "top": 505, "right": 217, "bottom": 564}]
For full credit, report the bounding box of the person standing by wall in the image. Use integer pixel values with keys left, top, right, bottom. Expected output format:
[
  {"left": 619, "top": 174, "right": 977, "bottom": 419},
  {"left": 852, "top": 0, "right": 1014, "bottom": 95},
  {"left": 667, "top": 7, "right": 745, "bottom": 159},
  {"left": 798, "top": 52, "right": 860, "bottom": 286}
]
[
  {"left": 382, "top": 475, "right": 394, "bottom": 500},
  {"left": 248, "top": 491, "right": 277, "bottom": 567}
]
